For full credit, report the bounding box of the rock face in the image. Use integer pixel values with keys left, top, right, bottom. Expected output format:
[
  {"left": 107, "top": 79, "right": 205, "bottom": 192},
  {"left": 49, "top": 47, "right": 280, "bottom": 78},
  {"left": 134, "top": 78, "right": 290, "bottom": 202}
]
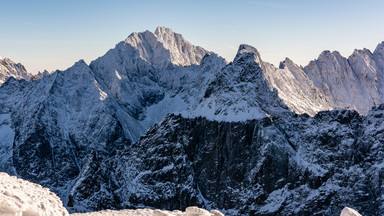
[
  {"left": 1, "top": 27, "right": 384, "bottom": 215},
  {"left": 0, "top": 56, "right": 32, "bottom": 85}
]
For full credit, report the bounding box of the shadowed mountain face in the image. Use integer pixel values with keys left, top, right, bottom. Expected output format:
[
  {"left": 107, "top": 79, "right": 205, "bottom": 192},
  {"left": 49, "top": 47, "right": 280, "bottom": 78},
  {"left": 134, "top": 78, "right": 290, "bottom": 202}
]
[{"left": 0, "top": 27, "right": 384, "bottom": 215}]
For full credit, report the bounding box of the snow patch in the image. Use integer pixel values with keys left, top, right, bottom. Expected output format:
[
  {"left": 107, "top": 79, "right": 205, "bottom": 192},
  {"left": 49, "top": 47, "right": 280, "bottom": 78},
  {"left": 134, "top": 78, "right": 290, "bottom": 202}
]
[
  {"left": 340, "top": 207, "right": 362, "bottom": 216},
  {"left": 93, "top": 80, "right": 108, "bottom": 100},
  {"left": 141, "top": 94, "right": 188, "bottom": 129},
  {"left": 115, "top": 70, "right": 122, "bottom": 80}
]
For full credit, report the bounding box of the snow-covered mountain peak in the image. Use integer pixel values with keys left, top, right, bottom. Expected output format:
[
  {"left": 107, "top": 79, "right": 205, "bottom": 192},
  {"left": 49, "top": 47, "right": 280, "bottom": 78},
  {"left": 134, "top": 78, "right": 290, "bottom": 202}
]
[
  {"left": 0, "top": 56, "right": 32, "bottom": 85},
  {"left": 278, "top": 57, "right": 298, "bottom": 70},
  {"left": 34, "top": 69, "right": 51, "bottom": 79},
  {"left": 121, "top": 27, "right": 208, "bottom": 69},
  {"left": 374, "top": 41, "right": 384, "bottom": 54},
  {"left": 352, "top": 48, "right": 373, "bottom": 57},
  {"left": 317, "top": 50, "right": 344, "bottom": 61},
  {"left": 154, "top": 26, "right": 208, "bottom": 66},
  {"left": 72, "top": 59, "right": 88, "bottom": 69},
  {"left": 234, "top": 44, "right": 263, "bottom": 65},
  {"left": 154, "top": 26, "right": 174, "bottom": 36}
]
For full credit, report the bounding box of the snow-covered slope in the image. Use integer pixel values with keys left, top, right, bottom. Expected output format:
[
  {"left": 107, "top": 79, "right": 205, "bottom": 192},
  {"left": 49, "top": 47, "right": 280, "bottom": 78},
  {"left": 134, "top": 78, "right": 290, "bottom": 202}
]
[
  {"left": 265, "top": 57, "right": 332, "bottom": 116},
  {"left": 0, "top": 172, "right": 69, "bottom": 216},
  {"left": 0, "top": 56, "right": 32, "bottom": 85}
]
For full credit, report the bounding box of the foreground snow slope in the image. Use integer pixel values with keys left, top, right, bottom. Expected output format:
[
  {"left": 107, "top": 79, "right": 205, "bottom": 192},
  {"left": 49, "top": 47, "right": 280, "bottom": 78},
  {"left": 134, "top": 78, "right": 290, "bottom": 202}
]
[{"left": 0, "top": 172, "right": 69, "bottom": 216}]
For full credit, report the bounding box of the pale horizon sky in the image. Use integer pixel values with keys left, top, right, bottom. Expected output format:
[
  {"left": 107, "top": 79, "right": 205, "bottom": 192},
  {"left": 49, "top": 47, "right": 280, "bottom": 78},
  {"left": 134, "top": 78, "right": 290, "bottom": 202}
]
[{"left": 1, "top": 0, "right": 384, "bottom": 73}]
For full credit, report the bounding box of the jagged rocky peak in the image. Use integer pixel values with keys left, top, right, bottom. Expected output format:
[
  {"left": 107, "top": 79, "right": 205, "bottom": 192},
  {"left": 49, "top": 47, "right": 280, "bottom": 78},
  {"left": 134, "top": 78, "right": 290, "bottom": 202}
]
[
  {"left": 348, "top": 48, "right": 378, "bottom": 80},
  {"left": 374, "top": 41, "right": 384, "bottom": 55},
  {"left": 234, "top": 44, "right": 263, "bottom": 65},
  {"left": 0, "top": 55, "right": 32, "bottom": 85},
  {"left": 56, "top": 59, "right": 92, "bottom": 81},
  {"left": 121, "top": 26, "right": 209, "bottom": 69},
  {"left": 279, "top": 57, "right": 299, "bottom": 70},
  {"left": 314, "top": 50, "right": 348, "bottom": 71},
  {"left": 301, "top": 44, "right": 384, "bottom": 114},
  {"left": 154, "top": 26, "right": 208, "bottom": 66},
  {"left": 33, "top": 69, "right": 51, "bottom": 79},
  {"left": 307, "top": 50, "right": 347, "bottom": 70},
  {"left": 72, "top": 59, "right": 88, "bottom": 69},
  {"left": 374, "top": 41, "right": 384, "bottom": 73}
]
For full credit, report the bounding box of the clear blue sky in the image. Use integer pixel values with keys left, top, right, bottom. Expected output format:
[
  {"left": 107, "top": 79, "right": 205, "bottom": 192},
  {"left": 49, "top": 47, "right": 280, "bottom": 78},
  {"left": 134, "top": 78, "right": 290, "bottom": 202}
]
[{"left": 1, "top": 0, "right": 384, "bottom": 73}]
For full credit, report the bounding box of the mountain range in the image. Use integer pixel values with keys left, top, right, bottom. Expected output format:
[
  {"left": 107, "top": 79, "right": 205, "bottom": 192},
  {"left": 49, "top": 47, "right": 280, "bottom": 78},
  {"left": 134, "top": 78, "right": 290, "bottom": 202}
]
[{"left": 1, "top": 27, "right": 384, "bottom": 215}]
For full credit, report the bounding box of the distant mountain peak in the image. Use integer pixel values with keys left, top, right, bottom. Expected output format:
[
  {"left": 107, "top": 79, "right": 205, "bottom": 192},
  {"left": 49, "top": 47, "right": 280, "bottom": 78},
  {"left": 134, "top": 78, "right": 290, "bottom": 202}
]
[
  {"left": 352, "top": 48, "right": 372, "bottom": 56},
  {"left": 0, "top": 56, "right": 32, "bottom": 85},
  {"left": 154, "top": 26, "right": 175, "bottom": 36},
  {"left": 279, "top": 57, "right": 294, "bottom": 68},
  {"left": 120, "top": 27, "right": 208, "bottom": 68},
  {"left": 73, "top": 59, "right": 88, "bottom": 67},
  {"left": 374, "top": 41, "right": 384, "bottom": 53}
]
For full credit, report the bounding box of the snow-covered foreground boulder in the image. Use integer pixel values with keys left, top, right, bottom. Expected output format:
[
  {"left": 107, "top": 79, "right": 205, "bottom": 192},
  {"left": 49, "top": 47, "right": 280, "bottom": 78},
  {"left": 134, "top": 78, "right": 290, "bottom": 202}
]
[
  {"left": 340, "top": 207, "right": 362, "bottom": 216},
  {"left": 0, "top": 171, "right": 223, "bottom": 216},
  {"left": 0, "top": 172, "right": 69, "bottom": 216},
  {"left": 71, "top": 206, "right": 224, "bottom": 216}
]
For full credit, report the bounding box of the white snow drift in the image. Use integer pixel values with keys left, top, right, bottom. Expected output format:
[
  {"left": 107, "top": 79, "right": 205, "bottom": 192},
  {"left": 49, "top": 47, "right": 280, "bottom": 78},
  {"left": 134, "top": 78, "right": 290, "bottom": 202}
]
[{"left": 0, "top": 172, "right": 69, "bottom": 216}]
